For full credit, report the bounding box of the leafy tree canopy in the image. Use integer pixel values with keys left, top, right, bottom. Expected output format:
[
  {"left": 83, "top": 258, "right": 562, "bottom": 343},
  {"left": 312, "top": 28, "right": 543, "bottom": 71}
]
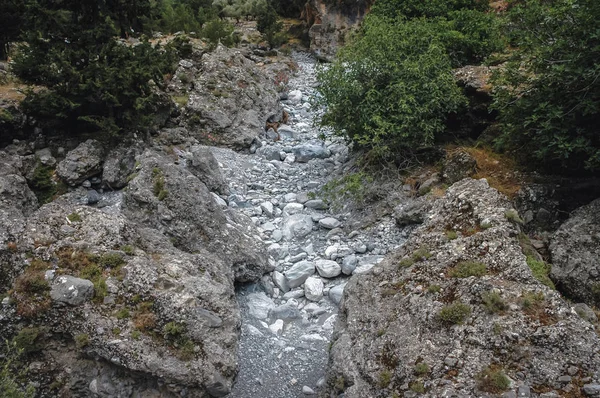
[
  {"left": 316, "top": 15, "right": 466, "bottom": 160},
  {"left": 492, "top": 0, "right": 600, "bottom": 173},
  {"left": 12, "top": 0, "right": 176, "bottom": 138}
]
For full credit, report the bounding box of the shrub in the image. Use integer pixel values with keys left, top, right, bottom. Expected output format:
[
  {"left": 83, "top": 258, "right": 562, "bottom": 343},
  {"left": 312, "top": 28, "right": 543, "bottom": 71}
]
[
  {"left": 491, "top": 0, "right": 600, "bottom": 173},
  {"left": 74, "top": 333, "right": 89, "bottom": 349},
  {"left": 399, "top": 257, "right": 415, "bottom": 268},
  {"left": 67, "top": 213, "right": 81, "bottom": 222},
  {"left": 481, "top": 291, "right": 507, "bottom": 314},
  {"left": 256, "top": 5, "right": 285, "bottom": 49},
  {"left": 449, "top": 261, "right": 486, "bottom": 278},
  {"left": 427, "top": 284, "right": 441, "bottom": 294},
  {"left": 519, "top": 291, "right": 545, "bottom": 311},
  {"left": 378, "top": 369, "right": 392, "bottom": 387},
  {"left": 98, "top": 253, "right": 125, "bottom": 269},
  {"left": 414, "top": 363, "right": 429, "bottom": 375},
  {"left": 12, "top": 270, "right": 51, "bottom": 318},
  {"left": 163, "top": 322, "right": 184, "bottom": 339},
  {"left": 201, "top": 19, "right": 238, "bottom": 49},
  {"left": 371, "top": 0, "right": 488, "bottom": 19},
  {"left": 0, "top": 341, "right": 36, "bottom": 397},
  {"left": 438, "top": 302, "right": 471, "bottom": 325},
  {"left": 504, "top": 209, "right": 523, "bottom": 224},
  {"left": 412, "top": 248, "right": 432, "bottom": 262},
  {"left": 410, "top": 380, "right": 425, "bottom": 393},
  {"left": 526, "top": 256, "right": 555, "bottom": 289},
  {"left": 477, "top": 366, "right": 510, "bottom": 393},
  {"left": 134, "top": 313, "right": 157, "bottom": 331},
  {"left": 13, "top": 327, "right": 44, "bottom": 354},
  {"left": 316, "top": 16, "right": 466, "bottom": 161},
  {"left": 116, "top": 308, "right": 130, "bottom": 319},
  {"left": 120, "top": 245, "right": 135, "bottom": 256},
  {"left": 446, "top": 230, "right": 458, "bottom": 240}
]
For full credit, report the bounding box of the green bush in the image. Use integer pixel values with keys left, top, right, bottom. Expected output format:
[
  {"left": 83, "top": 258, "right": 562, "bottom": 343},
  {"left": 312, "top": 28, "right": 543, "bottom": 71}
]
[
  {"left": 481, "top": 291, "right": 507, "bottom": 314},
  {"left": 12, "top": 327, "right": 44, "bottom": 354},
  {"left": 491, "top": 0, "right": 600, "bottom": 173},
  {"left": 201, "top": 19, "right": 239, "bottom": 49},
  {"left": 449, "top": 261, "right": 486, "bottom": 278},
  {"left": 414, "top": 362, "right": 429, "bottom": 375},
  {"left": 316, "top": 16, "right": 466, "bottom": 160},
  {"left": 438, "top": 302, "right": 471, "bottom": 325},
  {"left": 74, "top": 333, "right": 89, "bottom": 349},
  {"left": 0, "top": 341, "right": 36, "bottom": 397},
  {"left": 477, "top": 366, "right": 510, "bottom": 393},
  {"left": 11, "top": 1, "right": 176, "bottom": 139},
  {"left": 526, "top": 256, "right": 555, "bottom": 289},
  {"left": 371, "top": 0, "right": 488, "bottom": 19}
]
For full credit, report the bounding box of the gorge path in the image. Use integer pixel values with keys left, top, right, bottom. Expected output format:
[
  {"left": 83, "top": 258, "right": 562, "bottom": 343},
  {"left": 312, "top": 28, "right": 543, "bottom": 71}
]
[{"left": 210, "top": 52, "right": 409, "bottom": 398}]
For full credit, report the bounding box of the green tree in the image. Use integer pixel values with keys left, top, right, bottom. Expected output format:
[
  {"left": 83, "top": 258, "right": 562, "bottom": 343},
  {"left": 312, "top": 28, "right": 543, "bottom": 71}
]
[
  {"left": 0, "top": 0, "right": 27, "bottom": 59},
  {"left": 492, "top": 0, "right": 600, "bottom": 173},
  {"left": 12, "top": 0, "right": 175, "bottom": 138},
  {"left": 256, "top": 4, "right": 285, "bottom": 48},
  {"left": 316, "top": 15, "right": 466, "bottom": 160},
  {"left": 370, "top": 0, "right": 488, "bottom": 19}
]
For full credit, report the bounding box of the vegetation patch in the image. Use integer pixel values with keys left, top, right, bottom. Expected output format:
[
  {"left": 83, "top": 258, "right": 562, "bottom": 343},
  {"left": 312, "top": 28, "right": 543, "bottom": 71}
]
[
  {"left": 438, "top": 302, "right": 471, "bottom": 325},
  {"left": 74, "top": 333, "right": 89, "bottom": 349},
  {"left": 412, "top": 248, "right": 432, "bottom": 262},
  {"left": 449, "top": 261, "right": 486, "bottom": 278},
  {"left": 13, "top": 327, "right": 44, "bottom": 354},
  {"left": 504, "top": 209, "right": 523, "bottom": 224},
  {"left": 67, "top": 213, "right": 82, "bottom": 223},
  {"left": 414, "top": 362, "right": 429, "bottom": 376},
  {"left": 446, "top": 230, "right": 458, "bottom": 240},
  {"left": 526, "top": 256, "right": 555, "bottom": 289},
  {"left": 477, "top": 365, "right": 510, "bottom": 393},
  {"left": 427, "top": 284, "right": 441, "bottom": 294},
  {"left": 11, "top": 263, "right": 51, "bottom": 318},
  {"left": 152, "top": 168, "right": 168, "bottom": 201},
  {"left": 481, "top": 291, "right": 508, "bottom": 314},
  {"left": 378, "top": 369, "right": 392, "bottom": 388}
]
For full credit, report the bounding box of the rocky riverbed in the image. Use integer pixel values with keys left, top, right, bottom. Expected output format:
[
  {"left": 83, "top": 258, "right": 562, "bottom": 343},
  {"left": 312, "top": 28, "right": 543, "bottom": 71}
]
[{"left": 211, "top": 52, "right": 410, "bottom": 397}]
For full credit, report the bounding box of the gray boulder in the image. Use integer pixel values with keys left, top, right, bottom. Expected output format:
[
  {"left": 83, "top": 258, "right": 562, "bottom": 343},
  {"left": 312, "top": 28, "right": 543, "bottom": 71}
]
[
  {"left": 550, "top": 198, "right": 600, "bottom": 307},
  {"left": 102, "top": 146, "right": 138, "bottom": 189},
  {"left": 315, "top": 259, "right": 341, "bottom": 278},
  {"left": 57, "top": 139, "right": 104, "bottom": 186},
  {"left": 393, "top": 198, "right": 429, "bottom": 226},
  {"left": 443, "top": 150, "right": 477, "bottom": 184},
  {"left": 186, "top": 145, "right": 229, "bottom": 195},
  {"left": 285, "top": 260, "right": 315, "bottom": 289},
  {"left": 124, "top": 150, "right": 269, "bottom": 283},
  {"left": 182, "top": 45, "right": 282, "bottom": 149},
  {"left": 35, "top": 148, "right": 56, "bottom": 167},
  {"left": 50, "top": 275, "right": 94, "bottom": 305},
  {"left": 282, "top": 213, "right": 314, "bottom": 240},
  {"left": 328, "top": 283, "right": 346, "bottom": 305},
  {"left": 292, "top": 144, "right": 331, "bottom": 163}
]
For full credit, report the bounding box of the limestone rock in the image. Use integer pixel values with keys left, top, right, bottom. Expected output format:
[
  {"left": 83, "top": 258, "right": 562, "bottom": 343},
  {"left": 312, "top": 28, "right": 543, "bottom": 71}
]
[
  {"left": 550, "top": 198, "right": 600, "bottom": 307},
  {"left": 186, "top": 145, "right": 230, "bottom": 195},
  {"left": 315, "top": 259, "right": 341, "bottom": 278},
  {"left": 50, "top": 275, "right": 94, "bottom": 305},
  {"left": 292, "top": 144, "right": 331, "bottom": 163},
  {"left": 182, "top": 45, "right": 282, "bottom": 149},
  {"left": 284, "top": 260, "right": 315, "bottom": 289},
  {"left": 304, "top": 276, "right": 324, "bottom": 302},
  {"left": 102, "top": 145, "right": 138, "bottom": 189},
  {"left": 124, "top": 150, "right": 269, "bottom": 283},
  {"left": 443, "top": 150, "right": 477, "bottom": 184},
  {"left": 57, "top": 139, "right": 104, "bottom": 186},
  {"left": 282, "top": 213, "right": 314, "bottom": 240},
  {"left": 325, "top": 179, "right": 600, "bottom": 397}
]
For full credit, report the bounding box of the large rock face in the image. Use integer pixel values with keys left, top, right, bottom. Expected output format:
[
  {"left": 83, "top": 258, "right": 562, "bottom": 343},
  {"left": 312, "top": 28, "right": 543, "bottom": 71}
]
[
  {"left": 550, "top": 198, "right": 600, "bottom": 307},
  {"left": 326, "top": 179, "right": 600, "bottom": 397},
  {"left": 0, "top": 144, "right": 270, "bottom": 397},
  {"left": 124, "top": 149, "right": 269, "bottom": 283},
  {"left": 56, "top": 139, "right": 104, "bottom": 186},
  {"left": 302, "top": 0, "right": 374, "bottom": 60},
  {"left": 177, "top": 45, "right": 282, "bottom": 150}
]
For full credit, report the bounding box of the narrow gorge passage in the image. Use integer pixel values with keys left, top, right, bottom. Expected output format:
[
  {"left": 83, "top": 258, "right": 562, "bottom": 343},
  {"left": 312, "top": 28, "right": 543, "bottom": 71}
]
[{"left": 210, "top": 52, "right": 410, "bottom": 398}]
